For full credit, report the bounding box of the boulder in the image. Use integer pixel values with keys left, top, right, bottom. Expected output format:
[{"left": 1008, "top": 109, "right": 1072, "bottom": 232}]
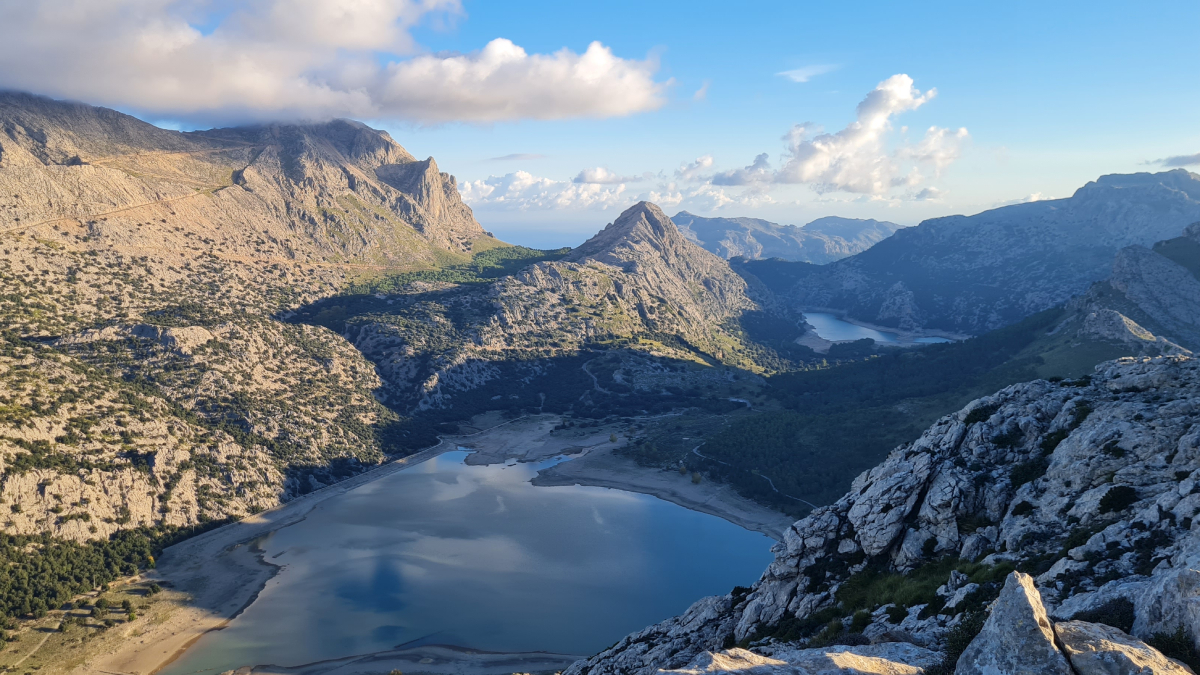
[
  {"left": 955, "top": 572, "right": 1073, "bottom": 675},
  {"left": 1054, "top": 620, "right": 1195, "bottom": 674},
  {"left": 663, "top": 644, "right": 941, "bottom": 675}
]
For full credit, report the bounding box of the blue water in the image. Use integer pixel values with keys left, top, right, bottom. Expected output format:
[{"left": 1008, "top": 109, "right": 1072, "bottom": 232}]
[
  {"left": 162, "top": 451, "right": 774, "bottom": 674},
  {"left": 804, "top": 312, "right": 952, "bottom": 345}
]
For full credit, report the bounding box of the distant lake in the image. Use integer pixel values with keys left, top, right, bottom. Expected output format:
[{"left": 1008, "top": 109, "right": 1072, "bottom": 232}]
[
  {"left": 804, "top": 312, "right": 953, "bottom": 345},
  {"left": 161, "top": 451, "right": 774, "bottom": 675}
]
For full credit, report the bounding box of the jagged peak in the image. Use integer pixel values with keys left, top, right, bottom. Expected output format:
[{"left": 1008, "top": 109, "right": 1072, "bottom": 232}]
[{"left": 568, "top": 201, "right": 691, "bottom": 265}]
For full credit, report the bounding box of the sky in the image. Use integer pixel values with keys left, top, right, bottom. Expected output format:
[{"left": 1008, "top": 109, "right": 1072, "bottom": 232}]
[{"left": 1, "top": 0, "right": 1198, "bottom": 247}]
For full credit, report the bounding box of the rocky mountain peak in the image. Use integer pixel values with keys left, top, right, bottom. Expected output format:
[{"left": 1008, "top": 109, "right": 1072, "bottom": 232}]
[{"left": 568, "top": 201, "right": 691, "bottom": 269}]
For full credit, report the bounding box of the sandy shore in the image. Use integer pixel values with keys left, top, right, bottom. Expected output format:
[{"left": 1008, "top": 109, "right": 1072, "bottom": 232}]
[
  {"left": 532, "top": 444, "right": 795, "bottom": 540},
  {"left": 63, "top": 413, "right": 793, "bottom": 675}
]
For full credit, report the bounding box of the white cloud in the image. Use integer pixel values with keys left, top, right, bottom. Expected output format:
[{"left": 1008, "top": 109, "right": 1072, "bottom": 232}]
[
  {"left": 712, "top": 153, "right": 772, "bottom": 187},
  {"left": 773, "top": 74, "right": 967, "bottom": 195},
  {"left": 693, "top": 80, "right": 711, "bottom": 101},
  {"left": 993, "top": 192, "right": 1048, "bottom": 207},
  {"left": 1154, "top": 152, "right": 1200, "bottom": 168},
  {"left": 462, "top": 169, "right": 768, "bottom": 214},
  {"left": 900, "top": 126, "right": 970, "bottom": 171},
  {"left": 460, "top": 172, "right": 629, "bottom": 211},
  {"left": 573, "top": 167, "right": 642, "bottom": 184},
  {"left": 675, "top": 155, "right": 715, "bottom": 182},
  {"left": 914, "top": 187, "right": 945, "bottom": 200},
  {"left": 0, "top": 1, "right": 667, "bottom": 124},
  {"left": 777, "top": 64, "right": 839, "bottom": 83}
]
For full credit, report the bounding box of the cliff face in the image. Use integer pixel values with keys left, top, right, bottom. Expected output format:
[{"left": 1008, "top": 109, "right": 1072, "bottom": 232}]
[
  {"left": 572, "top": 355, "right": 1200, "bottom": 673},
  {"left": 0, "top": 92, "right": 495, "bottom": 542},
  {"left": 0, "top": 91, "right": 492, "bottom": 267},
  {"left": 1071, "top": 222, "right": 1200, "bottom": 353},
  {"left": 745, "top": 171, "right": 1200, "bottom": 334}
]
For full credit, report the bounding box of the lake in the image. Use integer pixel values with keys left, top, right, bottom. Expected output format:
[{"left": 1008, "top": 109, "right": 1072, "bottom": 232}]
[
  {"left": 804, "top": 312, "right": 953, "bottom": 345},
  {"left": 161, "top": 451, "right": 774, "bottom": 674}
]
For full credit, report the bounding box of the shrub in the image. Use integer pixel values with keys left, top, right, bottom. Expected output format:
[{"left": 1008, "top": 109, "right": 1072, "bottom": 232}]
[
  {"left": 1010, "top": 458, "right": 1050, "bottom": 488},
  {"left": 850, "top": 609, "right": 872, "bottom": 633},
  {"left": 1011, "top": 501, "right": 1035, "bottom": 517},
  {"left": 924, "top": 611, "right": 987, "bottom": 675},
  {"left": 1099, "top": 486, "right": 1138, "bottom": 514},
  {"left": 964, "top": 404, "right": 1000, "bottom": 425},
  {"left": 1148, "top": 626, "right": 1200, "bottom": 672},
  {"left": 1070, "top": 598, "right": 1134, "bottom": 633}
]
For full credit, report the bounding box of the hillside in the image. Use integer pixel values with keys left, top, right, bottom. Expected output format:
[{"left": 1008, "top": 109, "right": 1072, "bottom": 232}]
[
  {"left": 736, "top": 170, "right": 1200, "bottom": 334},
  {"left": 1071, "top": 222, "right": 1200, "bottom": 352},
  {"left": 672, "top": 211, "right": 899, "bottom": 264},
  {"left": 0, "top": 91, "right": 498, "bottom": 542},
  {"left": 295, "top": 202, "right": 777, "bottom": 440},
  {"left": 573, "top": 355, "right": 1200, "bottom": 673}
]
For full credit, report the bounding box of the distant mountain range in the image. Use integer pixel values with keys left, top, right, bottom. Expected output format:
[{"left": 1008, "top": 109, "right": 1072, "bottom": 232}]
[
  {"left": 735, "top": 170, "right": 1200, "bottom": 334},
  {"left": 672, "top": 211, "right": 900, "bottom": 264}
]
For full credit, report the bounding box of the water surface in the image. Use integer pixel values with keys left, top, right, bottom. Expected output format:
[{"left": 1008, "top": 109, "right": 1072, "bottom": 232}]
[
  {"left": 804, "top": 312, "right": 952, "bottom": 345},
  {"left": 162, "top": 451, "right": 774, "bottom": 674}
]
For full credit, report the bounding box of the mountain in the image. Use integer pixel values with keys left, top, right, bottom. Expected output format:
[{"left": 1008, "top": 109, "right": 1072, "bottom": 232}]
[
  {"left": 0, "top": 90, "right": 494, "bottom": 267},
  {"left": 306, "top": 202, "right": 771, "bottom": 422},
  {"left": 672, "top": 211, "right": 900, "bottom": 264},
  {"left": 0, "top": 91, "right": 497, "bottom": 542},
  {"left": 572, "top": 355, "right": 1200, "bottom": 673},
  {"left": 736, "top": 170, "right": 1200, "bottom": 334},
  {"left": 1070, "top": 222, "right": 1200, "bottom": 352}
]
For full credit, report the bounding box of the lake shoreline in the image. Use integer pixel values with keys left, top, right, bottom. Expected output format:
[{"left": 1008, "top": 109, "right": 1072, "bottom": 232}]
[{"left": 69, "top": 413, "right": 792, "bottom": 675}]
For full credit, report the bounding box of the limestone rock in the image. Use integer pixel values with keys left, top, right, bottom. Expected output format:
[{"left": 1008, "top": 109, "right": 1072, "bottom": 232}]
[
  {"left": 663, "top": 644, "right": 941, "bottom": 675},
  {"left": 955, "top": 572, "right": 1073, "bottom": 675},
  {"left": 1054, "top": 620, "right": 1195, "bottom": 675}
]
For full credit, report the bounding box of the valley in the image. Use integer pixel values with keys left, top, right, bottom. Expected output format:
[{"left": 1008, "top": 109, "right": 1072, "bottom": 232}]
[{"left": 2, "top": 90, "right": 1200, "bottom": 675}]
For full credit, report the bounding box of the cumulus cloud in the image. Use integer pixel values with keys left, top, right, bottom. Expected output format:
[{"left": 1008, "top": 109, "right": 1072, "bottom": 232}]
[
  {"left": 0, "top": 1, "right": 667, "bottom": 124},
  {"left": 712, "top": 153, "right": 772, "bottom": 186},
  {"left": 460, "top": 172, "right": 629, "bottom": 211},
  {"left": 572, "top": 167, "right": 642, "bottom": 184},
  {"left": 777, "top": 64, "right": 839, "bottom": 83},
  {"left": 462, "top": 170, "right": 766, "bottom": 214},
  {"left": 675, "top": 155, "right": 715, "bottom": 182},
  {"left": 773, "top": 74, "right": 967, "bottom": 194},
  {"left": 1153, "top": 152, "right": 1200, "bottom": 168}
]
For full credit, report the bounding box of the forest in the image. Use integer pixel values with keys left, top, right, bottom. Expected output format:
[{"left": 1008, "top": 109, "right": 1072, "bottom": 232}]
[{"left": 628, "top": 308, "right": 1104, "bottom": 513}]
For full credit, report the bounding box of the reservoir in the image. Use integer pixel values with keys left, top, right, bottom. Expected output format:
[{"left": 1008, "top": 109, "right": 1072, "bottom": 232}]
[
  {"left": 161, "top": 451, "right": 774, "bottom": 675},
  {"left": 804, "top": 312, "right": 953, "bottom": 345}
]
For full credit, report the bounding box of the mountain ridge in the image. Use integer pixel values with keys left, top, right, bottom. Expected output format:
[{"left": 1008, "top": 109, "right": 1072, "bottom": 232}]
[
  {"left": 671, "top": 211, "right": 900, "bottom": 264},
  {"left": 737, "top": 170, "right": 1200, "bottom": 334}
]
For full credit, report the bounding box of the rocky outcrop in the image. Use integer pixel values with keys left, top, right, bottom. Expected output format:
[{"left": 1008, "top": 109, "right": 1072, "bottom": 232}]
[
  {"left": 1055, "top": 620, "right": 1194, "bottom": 674},
  {"left": 663, "top": 644, "right": 940, "bottom": 675},
  {"left": 672, "top": 212, "right": 900, "bottom": 264},
  {"left": 954, "top": 572, "right": 1073, "bottom": 674},
  {"left": 740, "top": 171, "right": 1200, "bottom": 334},
  {"left": 571, "top": 356, "right": 1200, "bottom": 674}
]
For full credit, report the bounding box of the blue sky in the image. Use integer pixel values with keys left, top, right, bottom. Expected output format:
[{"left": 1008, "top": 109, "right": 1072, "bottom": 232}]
[
  {"left": 381, "top": 0, "right": 1200, "bottom": 245},
  {"left": 2, "top": 0, "right": 1197, "bottom": 247}
]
